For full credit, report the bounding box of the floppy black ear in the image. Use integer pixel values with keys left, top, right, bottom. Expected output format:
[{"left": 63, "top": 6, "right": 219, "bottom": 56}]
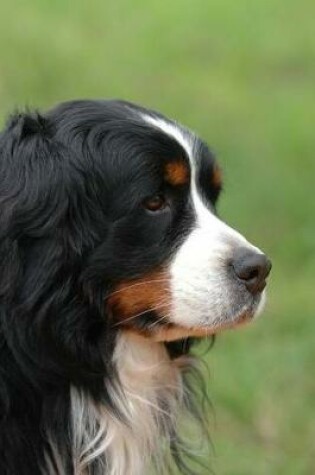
[
  {"left": 0, "top": 111, "right": 115, "bottom": 391},
  {"left": 0, "top": 111, "right": 66, "bottom": 301},
  {"left": 0, "top": 114, "right": 50, "bottom": 300}
]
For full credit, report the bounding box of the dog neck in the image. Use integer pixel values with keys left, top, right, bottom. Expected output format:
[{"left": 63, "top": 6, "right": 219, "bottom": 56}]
[{"left": 68, "top": 332, "right": 185, "bottom": 475}]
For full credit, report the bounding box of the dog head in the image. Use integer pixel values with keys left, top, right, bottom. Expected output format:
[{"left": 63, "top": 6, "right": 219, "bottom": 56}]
[
  {"left": 104, "top": 109, "right": 271, "bottom": 341},
  {"left": 0, "top": 100, "right": 271, "bottom": 357}
]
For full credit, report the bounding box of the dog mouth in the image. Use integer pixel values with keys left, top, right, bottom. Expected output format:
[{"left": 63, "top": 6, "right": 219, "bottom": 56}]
[
  {"left": 109, "top": 269, "right": 267, "bottom": 343},
  {"left": 129, "top": 294, "right": 264, "bottom": 343},
  {"left": 150, "top": 315, "right": 253, "bottom": 343}
]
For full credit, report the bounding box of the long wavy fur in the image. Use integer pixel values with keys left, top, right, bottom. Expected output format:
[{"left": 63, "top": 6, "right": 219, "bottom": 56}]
[{"left": 0, "top": 106, "right": 213, "bottom": 474}]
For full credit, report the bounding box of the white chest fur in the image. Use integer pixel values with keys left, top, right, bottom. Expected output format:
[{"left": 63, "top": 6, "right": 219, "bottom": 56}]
[{"left": 70, "top": 333, "right": 185, "bottom": 475}]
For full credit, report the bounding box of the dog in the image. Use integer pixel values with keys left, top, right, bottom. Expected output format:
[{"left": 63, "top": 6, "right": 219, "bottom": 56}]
[{"left": 0, "top": 100, "right": 271, "bottom": 475}]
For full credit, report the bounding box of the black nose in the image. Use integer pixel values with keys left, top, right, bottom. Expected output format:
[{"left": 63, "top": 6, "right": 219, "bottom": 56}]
[{"left": 231, "top": 248, "right": 272, "bottom": 295}]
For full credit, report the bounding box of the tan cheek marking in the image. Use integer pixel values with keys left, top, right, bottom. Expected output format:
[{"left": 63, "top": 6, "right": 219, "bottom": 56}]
[
  {"left": 164, "top": 161, "right": 189, "bottom": 186},
  {"left": 211, "top": 163, "right": 222, "bottom": 189},
  {"left": 107, "top": 268, "right": 172, "bottom": 328}
]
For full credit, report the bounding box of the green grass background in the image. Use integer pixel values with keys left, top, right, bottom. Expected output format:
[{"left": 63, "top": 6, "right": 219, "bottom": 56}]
[{"left": 1, "top": 1, "right": 314, "bottom": 473}]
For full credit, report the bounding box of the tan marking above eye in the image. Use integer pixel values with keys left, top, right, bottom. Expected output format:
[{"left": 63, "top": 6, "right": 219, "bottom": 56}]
[
  {"left": 211, "top": 163, "right": 222, "bottom": 189},
  {"left": 164, "top": 160, "right": 189, "bottom": 186}
]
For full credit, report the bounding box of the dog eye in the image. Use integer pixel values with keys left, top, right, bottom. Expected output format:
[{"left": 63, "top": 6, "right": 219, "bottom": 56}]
[{"left": 143, "top": 194, "right": 169, "bottom": 213}]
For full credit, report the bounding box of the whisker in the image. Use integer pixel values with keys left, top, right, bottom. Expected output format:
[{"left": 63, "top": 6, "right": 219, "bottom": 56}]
[
  {"left": 147, "top": 313, "right": 170, "bottom": 331},
  {"left": 106, "top": 277, "right": 171, "bottom": 300},
  {"left": 112, "top": 301, "right": 172, "bottom": 328}
]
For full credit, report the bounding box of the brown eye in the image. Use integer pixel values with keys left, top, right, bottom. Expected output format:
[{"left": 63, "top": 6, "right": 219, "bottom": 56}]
[{"left": 143, "top": 194, "right": 168, "bottom": 212}]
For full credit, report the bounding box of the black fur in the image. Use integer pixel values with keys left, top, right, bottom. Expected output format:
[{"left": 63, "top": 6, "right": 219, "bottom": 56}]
[{"left": 0, "top": 100, "right": 216, "bottom": 474}]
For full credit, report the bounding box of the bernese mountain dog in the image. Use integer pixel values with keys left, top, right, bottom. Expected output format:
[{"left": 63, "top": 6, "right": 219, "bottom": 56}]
[{"left": 0, "top": 100, "right": 271, "bottom": 475}]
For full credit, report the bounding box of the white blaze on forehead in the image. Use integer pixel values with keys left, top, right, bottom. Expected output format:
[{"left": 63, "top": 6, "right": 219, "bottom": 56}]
[
  {"left": 142, "top": 113, "right": 265, "bottom": 328},
  {"left": 142, "top": 114, "right": 261, "bottom": 249},
  {"left": 142, "top": 114, "right": 194, "bottom": 160}
]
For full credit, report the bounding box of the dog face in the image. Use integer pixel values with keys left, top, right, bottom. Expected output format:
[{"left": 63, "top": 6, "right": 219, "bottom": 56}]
[
  {"left": 1, "top": 100, "right": 271, "bottom": 346},
  {"left": 98, "top": 107, "right": 271, "bottom": 341}
]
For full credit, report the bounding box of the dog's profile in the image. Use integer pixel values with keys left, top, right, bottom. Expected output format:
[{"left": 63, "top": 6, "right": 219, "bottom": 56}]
[{"left": 0, "top": 100, "right": 271, "bottom": 475}]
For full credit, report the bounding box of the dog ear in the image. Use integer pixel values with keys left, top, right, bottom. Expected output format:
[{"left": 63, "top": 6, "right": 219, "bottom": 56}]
[
  {"left": 0, "top": 111, "right": 113, "bottom": 387},
  {"left": 0, "top": 112, "right": 70, "bottom": 300}
]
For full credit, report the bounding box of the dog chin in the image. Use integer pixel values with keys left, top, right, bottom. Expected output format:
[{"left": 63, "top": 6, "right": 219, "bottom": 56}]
[{"left": 150, "top": 293, "right": 265, "bottom": 343}]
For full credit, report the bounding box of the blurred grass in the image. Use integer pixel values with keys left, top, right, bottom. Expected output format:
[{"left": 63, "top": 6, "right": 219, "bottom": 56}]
[{"left": 1, "top": 0, "right": 314, "bottom": 473}]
